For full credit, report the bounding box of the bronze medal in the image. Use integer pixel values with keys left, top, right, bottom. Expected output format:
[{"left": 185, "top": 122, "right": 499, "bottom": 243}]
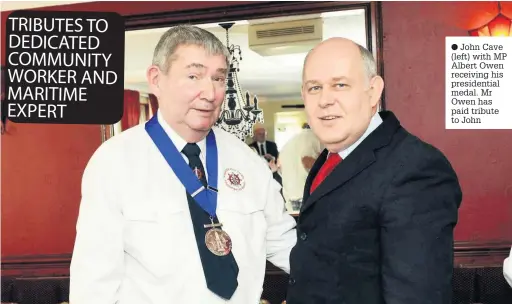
[{"left": 205, "top": 228, "right": 232, "bottom": 256}]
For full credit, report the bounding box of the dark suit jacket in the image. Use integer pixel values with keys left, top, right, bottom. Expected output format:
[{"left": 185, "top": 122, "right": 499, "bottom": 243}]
[
  {"left": 286, "top": 111, "right": 462, "bottom": 304},
  {"left": 249, "top": 140, "right": 279, "bottom": 160}
]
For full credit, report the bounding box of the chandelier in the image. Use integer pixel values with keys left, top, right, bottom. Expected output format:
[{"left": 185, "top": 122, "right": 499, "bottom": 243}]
[{"left": 215, "top": 22, "right": 264, "bottom": 140}]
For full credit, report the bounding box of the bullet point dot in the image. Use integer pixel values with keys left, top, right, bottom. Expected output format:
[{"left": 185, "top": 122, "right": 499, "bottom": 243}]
[{"left": 451, "top": 44, "right": 458, "bottom": 50}]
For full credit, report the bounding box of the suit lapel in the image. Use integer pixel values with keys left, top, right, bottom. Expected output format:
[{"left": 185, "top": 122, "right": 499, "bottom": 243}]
[
  {"left": 300, "top": 111, "right": 402, "bottom": 214},
  {"left": 254, "top": 142, "right": 263, "bottom": 155},
  {"left": 302, "top": 149, "right": 327, "bottom": 203},
  {"left": 301, "top": 149, "right": 376, "bottom": 213}
]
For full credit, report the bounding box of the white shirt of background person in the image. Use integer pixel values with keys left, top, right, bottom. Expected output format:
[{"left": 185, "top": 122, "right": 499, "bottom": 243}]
[{"left": 278, "top": 128, "right": 323, "bottom": 211}]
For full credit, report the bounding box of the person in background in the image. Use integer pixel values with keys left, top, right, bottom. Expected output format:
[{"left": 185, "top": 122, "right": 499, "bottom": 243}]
[
  {"left": 277, "top": 123, "right": 323, "bottom": 212},
  {"left": 250, "top": 143, "right": 282, "bottom": 186},
  {"left": 250, "top": 146, "right": 259, "bottom": 154},
  {"left": 70, "top": 25, "right": 296, "bottom": 304},
  {"left": 504, "top": 246, "right": 512, "bottom": 287},
  {"left": 249, "top": 124, "right": 279, "bottom": 161},
  {"left": 286, "top": 37, "right": 462, "bottom": 304}
]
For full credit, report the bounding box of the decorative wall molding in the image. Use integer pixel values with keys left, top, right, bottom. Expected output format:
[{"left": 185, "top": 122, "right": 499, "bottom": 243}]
[
  {"left": 1, "top": 240, "right": 510, "bottom": 277},
  {"left": 124, "top": 1, "right": 374, "bottom": 32},
  {"left": 454, "top": 240, "right": 511, "bottom": 267},
  {"left": 1, "top": 254, "right": 71, "bottom": 277}
]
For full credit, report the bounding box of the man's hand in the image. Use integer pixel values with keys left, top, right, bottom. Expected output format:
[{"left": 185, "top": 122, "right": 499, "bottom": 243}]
[
  {"left": 268, "top": 159, "right": 278, "bottom": 173},
  {"left": 264, "top": 154, "right": 275, "bottom": 162}
]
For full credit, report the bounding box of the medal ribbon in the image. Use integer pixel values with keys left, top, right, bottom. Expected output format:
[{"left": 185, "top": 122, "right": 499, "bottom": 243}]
[{"left": 145, "top": 115, "right": 219, "bottom": 217}]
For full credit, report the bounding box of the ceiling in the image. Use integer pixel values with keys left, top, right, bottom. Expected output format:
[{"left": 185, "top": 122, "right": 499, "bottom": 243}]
[{"left": 124, "top": 9, "right": 367, "bottom": 102}]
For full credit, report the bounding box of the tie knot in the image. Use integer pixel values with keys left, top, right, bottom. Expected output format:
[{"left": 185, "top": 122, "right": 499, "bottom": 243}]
[
  {"left": 326, "top": 152, "right": 342, "bottom": 163},
  {"left": 182, "top": 143, "right": 201, "bottom": 157},
  {"left": 309, "top": 152, "right": 342, "bottom": 194}
]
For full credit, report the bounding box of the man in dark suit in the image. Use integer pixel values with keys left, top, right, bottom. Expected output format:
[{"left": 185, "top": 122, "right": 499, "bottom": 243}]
[
  {"left": 248, "top": 124, "right": 282, "bottom": 186},
  {"left": 286, "top": 37, "right": 462, "bottom": 304},
  {"left": 249, "top": 124, "right": 279, "bottom": 161}
]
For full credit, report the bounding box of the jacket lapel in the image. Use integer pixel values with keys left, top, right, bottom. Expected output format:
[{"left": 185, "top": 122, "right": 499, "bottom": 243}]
[
  {"left": 302, "top": 149, "right": 328, "bottom": 204},
  {"left": 300, "top": 149, "right": 376, "bottom": 213},
  {"left": 300, "top": 111, "right": 401, "bottom": 214}
]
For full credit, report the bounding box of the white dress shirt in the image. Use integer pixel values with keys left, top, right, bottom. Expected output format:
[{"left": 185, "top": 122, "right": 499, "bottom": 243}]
[
  {"left": 337, "top": 111, "right": 383, "bottom": 159},
  {"left": 70, "top": 111, "right": 297, "bottom": 304},
  {"left": 278, "top": 129, "right": 323, "bottom": 209},
  {"left": 504, "top": 246, "right": 512, "bottom": 287},
  {"left": 258, "top": 142, "right": 267, "bottom": 156}
]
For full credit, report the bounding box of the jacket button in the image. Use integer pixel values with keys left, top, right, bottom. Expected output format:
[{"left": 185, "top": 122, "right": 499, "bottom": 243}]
[
  {"left": 288, "top": 277, "right": 296, "bottom": 285},
  {"left": 300, "top": 232, "right": 307, "bottom": 241}
]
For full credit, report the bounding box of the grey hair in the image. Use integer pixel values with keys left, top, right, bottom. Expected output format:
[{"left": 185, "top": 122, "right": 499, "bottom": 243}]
[
  {"left": 302, "top": 41, "right": 378, "bottom": 82},
  {"left": 357, "top": 44, "right": 377, "bottom": 81},
  {"left": 152, "top": 24, "right": 231, "bottom": 73}
]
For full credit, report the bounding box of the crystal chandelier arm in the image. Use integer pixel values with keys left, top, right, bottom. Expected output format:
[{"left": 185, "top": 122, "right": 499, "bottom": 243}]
[
  {"left": 217, "top": 110, "right": 227, "bottom": 122},
  {"left": 234, "top": 108, "right": 259, "bottom": 123},
  {"left": 234, "top": 108, "right": 248, "bottom": 119}
]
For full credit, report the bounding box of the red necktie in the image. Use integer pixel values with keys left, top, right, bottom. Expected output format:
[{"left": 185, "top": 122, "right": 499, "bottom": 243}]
[{"left": 310, "top": 153, "right": 342, "bottom": 193}]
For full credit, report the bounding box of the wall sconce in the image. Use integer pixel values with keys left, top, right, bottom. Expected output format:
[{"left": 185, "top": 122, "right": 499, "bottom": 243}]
[{"left": 469, "top": 1, "right": 511, "bottom": 36}]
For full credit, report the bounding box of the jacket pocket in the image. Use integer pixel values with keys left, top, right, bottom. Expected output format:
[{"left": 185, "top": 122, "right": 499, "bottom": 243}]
[{"left": 123, "top": 203, "right": 186, "bottom": 278}]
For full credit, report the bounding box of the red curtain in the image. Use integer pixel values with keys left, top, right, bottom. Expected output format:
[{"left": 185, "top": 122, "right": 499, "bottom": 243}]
[
  {"left": 148, "top": 94, "right": 158, "bottom": 117},
  {"left": 121, "top": 89, "right": 140, "bottom": 131}
]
